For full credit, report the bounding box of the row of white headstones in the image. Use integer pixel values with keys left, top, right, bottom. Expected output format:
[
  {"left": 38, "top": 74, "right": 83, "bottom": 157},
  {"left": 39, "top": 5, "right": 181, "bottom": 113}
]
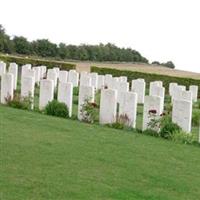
[{"left": 0, "top": 61, "right": 199, "bottom": 135}]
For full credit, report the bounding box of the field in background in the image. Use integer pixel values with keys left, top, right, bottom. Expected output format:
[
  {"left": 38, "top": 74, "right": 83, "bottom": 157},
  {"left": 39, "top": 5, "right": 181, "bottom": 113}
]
[
  {"left": 75, "top": 61, "right": 200, "bottom": 80},
  {"left": 1, "top": 105, "right": 200, "bottom": 200},
  {"left": 1, "top": 54, "right": 200, "bottom": 79}
]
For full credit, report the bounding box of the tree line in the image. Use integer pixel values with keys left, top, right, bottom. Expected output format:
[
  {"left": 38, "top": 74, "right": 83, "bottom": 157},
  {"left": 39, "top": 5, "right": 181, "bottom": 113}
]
[{"left": 0, "top": 25, "right": 175, "bottom": 68}]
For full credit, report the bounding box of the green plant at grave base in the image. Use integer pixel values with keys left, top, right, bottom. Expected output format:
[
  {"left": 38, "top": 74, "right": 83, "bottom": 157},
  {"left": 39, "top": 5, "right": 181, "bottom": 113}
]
[
  {"left": 171, "top": 130, "right": 196, "bottom": 144},
  {"left": 108, "top": 114, "right": 133, "bottom": 130},
  {"left": 159, "top": 115, "right": 181, "bottom": 139},
  {"left": 192, "top": 110, "right": 200, "bottom": 126},
  {"left": 5, "top": 93, "right": 33, "bottom": 110},
  {"left": 80, "top": 98, "right": 98, "bottom": 123},
  {"left": 147, "top": 110, "right": 181, "bottom": 139},
  {"left": 45, "top": 100, "right": 69, "bottom": 118},
  {"left": 73, "top": 87, "right": 79, "bottom": 96}
]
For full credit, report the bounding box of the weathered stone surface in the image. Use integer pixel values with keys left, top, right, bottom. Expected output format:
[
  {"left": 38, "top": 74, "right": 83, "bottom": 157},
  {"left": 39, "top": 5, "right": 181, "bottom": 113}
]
[
  {"left": 78, "top": 85, "right": 95, "bottom": 120},
  {"left": 169, "top": 82, "right": 178, "bottom": 96},
  {"left": 8, "top": 63, "right": 18, "bottom": 90},
  {"left": 21, "top": 64, "right": 31, "bottom": 77},
  {"left": 172, "top": 99, "right": 192, "bottom": 133},
  {"left": 90, "top": 72, "right": 98, "bottom": 89},
  {"left": 80, "top": 72, "right": 91, "bottom": 87},
  {"left": 0, "top": 73, "right": 14, "bottom": 104},
  {"left": 119, "top": 76, "right": 127, "bottom": 82},
  {"left": 104, "top": 74, "right": 113, "bottom": 88},
  {"left": 59, "top": 71, "right": 68, "bottom": 83},
  {"left": 97, "top": 75, "right": 105, "bottom": 90},
  {"left": 111, "top": 77, "right": 119, "bottom": 90},
  {"left": 47, "top": 69, "right": 57, "bottom": 88},
  {"left": 21, "top": 76, "right": 34, "bottom": 109},
  {"left": 40, "top": 66, "right": 47, "bottom": 79},
  {"left": 21, "top": 76, "right": 35, "bottom": 98},
  {"left": 149, "top": 81, "right": 163, "bottom": 95},
  {"left": 119, "top": 91, "right": 137, "bottom": 128},
  {"left": 150, "top": 85, "right": 165, "bottom": 112},
  {"left": 68, "top": 70, "right": 79, "bottom": 87},
  {"left": 131, "top": 79, "right": 146, "bottom": 104},
  {"left": 0, "top": 61, "right": 6, "bottom": 77},
  {"left": 33, "top": 67, "right": 41, "bottom": 85},
  {"left": 39, "top": 79, "right": 54, "bottom": 110},
  {"left": 58, "top": 82, "right": 73, "bottom": 117},
  {"left": 142, "top": 95, "right": 162, "bottom": 131},
  {"left": 189, "top": 85, "right": 198, "bottom": 102},
  {"left": 99, "top": 89, "right": 117, "bottom": 124},
  {"left": 117, "top": 82, "right": 129, "bottom": 104}
]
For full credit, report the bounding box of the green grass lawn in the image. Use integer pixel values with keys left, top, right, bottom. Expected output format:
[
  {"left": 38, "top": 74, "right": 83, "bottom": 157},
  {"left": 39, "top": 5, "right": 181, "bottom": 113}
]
[{"left": 1, "top": 105, "right": 200, "bottom": 200}]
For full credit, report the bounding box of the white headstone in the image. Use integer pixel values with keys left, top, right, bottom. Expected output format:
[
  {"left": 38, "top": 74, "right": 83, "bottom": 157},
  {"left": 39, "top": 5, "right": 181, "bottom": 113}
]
[
  {"left": 131, "top": 79, "right": 146, "bottom": 104},
  {"left": 90, "top": 72, "right": 98, "bottom": 89},
  {"left": 172, "top": 99, "right": 192, "bottom": 133},
  {"left": 99, "top": 89, "right": 117, "bottom": 124},
  {"left": 59, "top": 71, "right": 68, "bottom": 83},
  {"left": 150, "top": 86, "right": 165, "bottom": 112},
  {"left": 21, "top": 76, "right": 35, "bottom": 98},
  {"left": 0, "top": 73, "right": 14, "bottom": 104},
  {"left": 80, "top": 73, "right": 91, "bottom": 87},
  {"left": 47, "top": 69, "right": 57, "bottom": 88},
  {"left": 104, "top": 74, "right": 112, "bottom": 88},
  {"left": 119, "top": 91, "right": 137, "bottom": 128},
  {"left": 149, "top": 81, "right": 163, "bottom": 95},
  {"left": 57, "top": 82, "right": 73, "bottom": 117},
  {"left": 172, "top": 85, "right": 186, "bottom": 102},
  {"left": 142, "top": 95, "right": 162, "bottom": 131},
  {"left": 169, "top": 82, "right": 178, "bottom": 96},
  {"left": 23, "top": 69, "right": 35, "bottom": 85},
  {"left": 68, "top": 70, "right": 79, "bottom": 87},
  {"left": 189, "top": 85, "right": 198, "bottom": 102},
  {"left": 111, "top": 77, "right": 119, "bottom": 90},
  {"left": 21, "top": 76, "right": 34, "bottom": 109},
  {"left": 8, "top": 63, "right": 18, "bottom": 90},
  {"left": 78, "top": 85, "right": 95, "bottom": 120},
  {"left": 21, "top": 64, "right": 31, "bottom": 77},
  {"left": 53, "top": 67, "right": 60, "bottom": 77},
  {"left": 40, "top": 66, "right": 47, "bottom": 79},
  {"left": 32, "top": 67, "right": 41, "bottom": 85},
  {"left": 97, "top": 75, "right": 105, "bottom": 90},
  {"left": 0, "top": 61, "right": 6, "bottom": 77},
  {"left": 119, "top": 76, "right": 127, "bottom": 82},
  {"left": 117, "top": 81, "right": 129, "bottom": 104},
  {"left": 39, "top": 79, "right": 54, "bottom": 110}
]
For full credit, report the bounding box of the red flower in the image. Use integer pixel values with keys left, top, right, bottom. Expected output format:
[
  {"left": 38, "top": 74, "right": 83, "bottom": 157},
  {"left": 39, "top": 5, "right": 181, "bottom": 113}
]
[{"left": 148, "top": 109, "right": 157, "bottom": 114}]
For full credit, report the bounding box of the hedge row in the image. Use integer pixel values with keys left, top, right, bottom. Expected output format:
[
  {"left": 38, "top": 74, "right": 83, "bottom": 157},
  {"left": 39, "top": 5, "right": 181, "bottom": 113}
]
[
  {"left": 0, "top": 54, "right": 76, "bottom": 71},
  {"left": 91, "top": 66, "right": 200, "bottom": 95}
]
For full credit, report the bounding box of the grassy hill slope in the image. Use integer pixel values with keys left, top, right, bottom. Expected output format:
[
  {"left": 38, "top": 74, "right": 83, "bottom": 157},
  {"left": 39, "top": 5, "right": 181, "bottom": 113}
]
[{"left": 1, "top": 105, "right": 200, "bottom": 200}]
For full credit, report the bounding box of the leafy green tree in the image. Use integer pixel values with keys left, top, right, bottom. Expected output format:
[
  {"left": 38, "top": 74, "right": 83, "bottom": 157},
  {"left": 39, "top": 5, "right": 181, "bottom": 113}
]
[
  {"left": 32, "top": 39, "right": 58, "bottom": 57},
  {"left": 13, "top": 36, "right": 32, "bottom": 54},
  {"left": 162, "top": 61, "right": 175, "bottom": 69},
  {"left": 0, "top": 24, "right": 14, "bottom": 53}
]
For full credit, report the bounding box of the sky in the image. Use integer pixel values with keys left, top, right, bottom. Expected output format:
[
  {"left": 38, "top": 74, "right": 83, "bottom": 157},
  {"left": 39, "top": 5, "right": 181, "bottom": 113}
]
[{"left": 0, "top": 0, "right": 200, "bottom": 73}]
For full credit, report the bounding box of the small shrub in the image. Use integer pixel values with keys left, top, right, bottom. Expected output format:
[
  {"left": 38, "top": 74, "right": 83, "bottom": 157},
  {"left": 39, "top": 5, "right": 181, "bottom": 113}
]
[
  {"left": 192, "top": 110, "right": 200, "bottom": 126},
  {"left": 45, "top": 100, "right": 69, "bottom": 118},
  {"left": 171, "top": 130, "right": 196, "bottom": 144},
  {"left": 80, "top": 99, "right": 98, "bottom": 123},
  {"left": 6, "top": 93, "right": 33, "bottom": 110},
  {"left": 108, "top": 114, "right": 132, "bottom": 130},
  {"left": 160, "top": 115, "right": 181, "bottom": 139}
]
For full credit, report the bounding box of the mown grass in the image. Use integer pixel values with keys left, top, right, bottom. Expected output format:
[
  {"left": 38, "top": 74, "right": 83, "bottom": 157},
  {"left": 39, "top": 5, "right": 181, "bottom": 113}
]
[{"left": 0, "top": 105, "right": 200, "bottom": 200}]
